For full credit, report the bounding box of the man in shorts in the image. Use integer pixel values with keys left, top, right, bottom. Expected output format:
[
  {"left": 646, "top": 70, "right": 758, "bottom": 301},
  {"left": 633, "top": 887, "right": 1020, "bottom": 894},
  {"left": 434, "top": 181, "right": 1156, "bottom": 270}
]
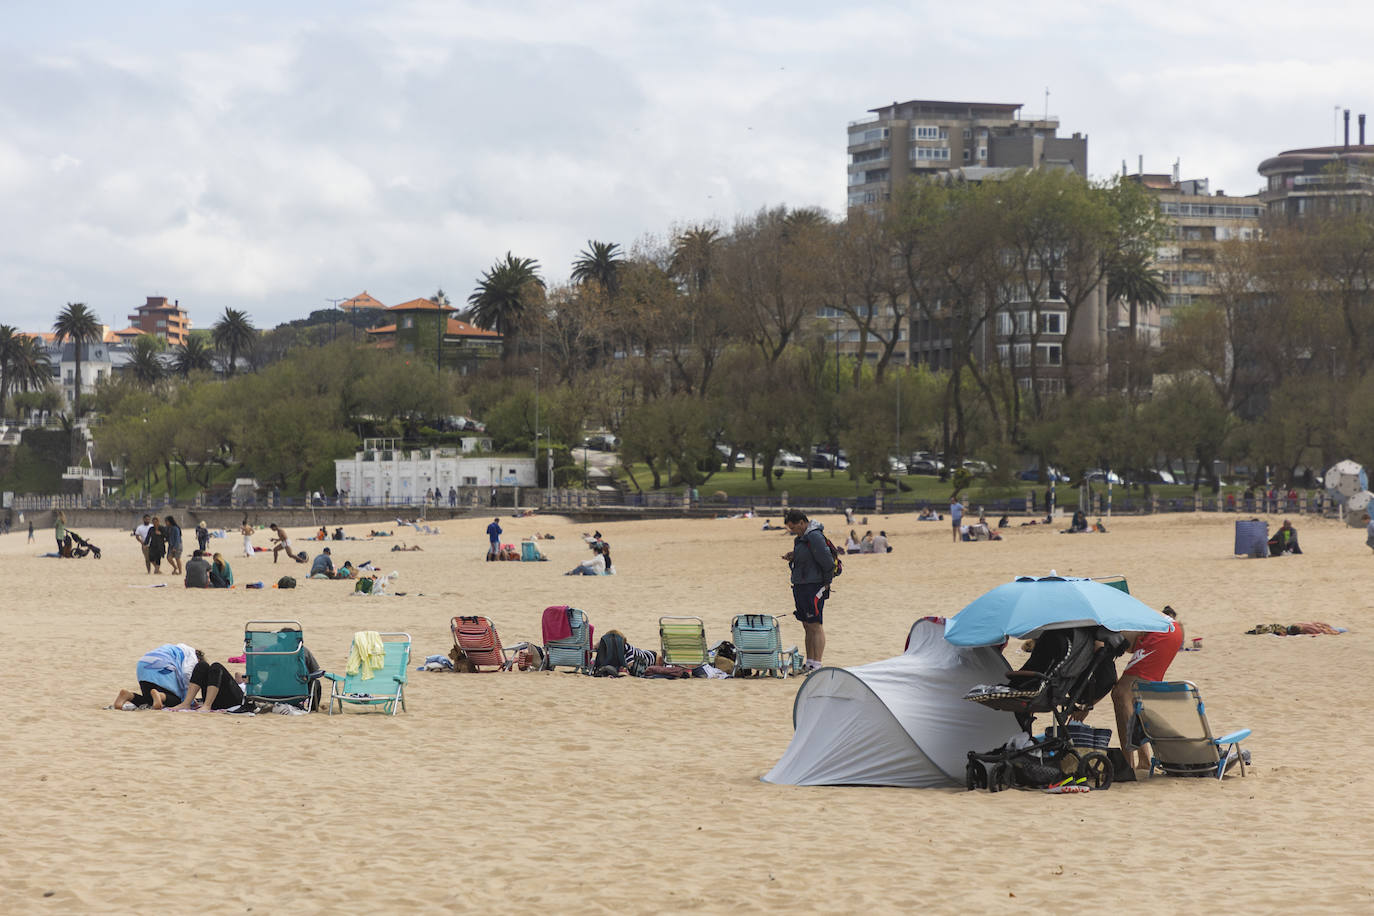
[
  {"left": 949, "top": 496, "right": 964, "bottom": 543},
  {"left": 782, "top": 508, "right": 835, "bottom": 672},
  {"left": 1112, "top": 605, "right": 1185, "bottom": 769},
  {"left": 133, "top": 514, "right": 153, "bottom": 573}
]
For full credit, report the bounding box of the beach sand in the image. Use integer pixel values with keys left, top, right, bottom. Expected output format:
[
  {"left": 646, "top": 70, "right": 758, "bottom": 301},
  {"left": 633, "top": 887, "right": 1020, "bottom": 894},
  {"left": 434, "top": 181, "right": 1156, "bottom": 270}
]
[{"left": 3, "top": 509, "right": 1371, "bottom": 912}]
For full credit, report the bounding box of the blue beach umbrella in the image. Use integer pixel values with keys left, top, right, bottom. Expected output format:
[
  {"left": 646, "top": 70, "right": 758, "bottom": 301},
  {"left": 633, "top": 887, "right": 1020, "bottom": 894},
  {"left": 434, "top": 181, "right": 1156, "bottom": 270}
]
[{"left": 944, "top": 575, "right": 1172, "bottom": 647}]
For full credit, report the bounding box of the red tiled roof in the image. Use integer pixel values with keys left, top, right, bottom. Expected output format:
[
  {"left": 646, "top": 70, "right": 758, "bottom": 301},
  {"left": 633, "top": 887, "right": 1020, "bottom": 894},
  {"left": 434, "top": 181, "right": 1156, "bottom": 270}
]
[
  {"left": 446, "top": 318, "right": 499, "bottom": 338},
  {"left": 366, "top": 324, "right": 398, "bottom": 335},
  {"left": 340, "top": 291, "right": 386, "bottom": 310},
  {"left": 388, "top": 298, "right": 456, "bottom": 312}
]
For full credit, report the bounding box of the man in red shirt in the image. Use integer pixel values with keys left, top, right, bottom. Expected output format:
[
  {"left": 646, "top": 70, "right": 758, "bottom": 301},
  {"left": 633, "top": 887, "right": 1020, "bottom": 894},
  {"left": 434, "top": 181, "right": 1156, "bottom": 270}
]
[{"left": 1112, "top": 606, "right": 1184, "bottom": 769}]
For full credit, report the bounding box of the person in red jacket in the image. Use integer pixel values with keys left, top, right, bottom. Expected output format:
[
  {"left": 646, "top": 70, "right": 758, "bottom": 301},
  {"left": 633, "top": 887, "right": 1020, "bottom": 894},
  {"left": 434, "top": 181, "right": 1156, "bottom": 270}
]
[{"left": 1112, "top": 606, "right": 1184, "bottom": 769}]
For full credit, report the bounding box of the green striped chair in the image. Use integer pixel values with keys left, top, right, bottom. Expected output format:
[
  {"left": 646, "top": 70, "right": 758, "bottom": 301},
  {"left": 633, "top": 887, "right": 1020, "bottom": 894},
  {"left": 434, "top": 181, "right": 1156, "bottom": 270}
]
[{"left": 659, "top": 616, "right": 709, "bottom": 668}]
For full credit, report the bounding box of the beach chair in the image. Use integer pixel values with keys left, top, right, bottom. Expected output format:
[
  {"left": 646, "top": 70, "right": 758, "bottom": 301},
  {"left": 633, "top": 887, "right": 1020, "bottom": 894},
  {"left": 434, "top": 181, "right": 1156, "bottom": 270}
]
[
  {"left": 244, "top": 620, "right": 323, "bottom": 710},
  {"left": 451, "top": 615, "right": 516, "bottom": 671},
  {"left": 1131, "top": 680, "right": 1251, "bottom": 779},
  {"left": 730, "top": 614, "right": 797, "bottom": 678},
  {"left": 1091, "top": 575, "right": 1129, "bottom": 594},
  {"left": 542, "top": 606, "right": 593, "bottom": 673},
  {"left": 323, "top": 632, "right": 411, "bottom": 715},
  {"left": 659, "top": 616, "right": 709, "bottom": 668},
  {"left": 520, "top": 541, "right": 545, "bottom": 562}
]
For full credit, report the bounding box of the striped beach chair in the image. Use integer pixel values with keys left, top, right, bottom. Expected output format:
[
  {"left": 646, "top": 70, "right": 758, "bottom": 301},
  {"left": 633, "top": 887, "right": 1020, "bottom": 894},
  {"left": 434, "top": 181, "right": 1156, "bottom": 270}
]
[
  {"left": 731, "top": 614, "right": 796, "bottom": 678},
  {"left": 542, "top": 606, "right": 593, "bottom": 673},
  {"left": 451, "top": 615, "right": 516, "bottom": 671},
  {"left": 659, "top": 616, "right": 709, "bottom": 668}
]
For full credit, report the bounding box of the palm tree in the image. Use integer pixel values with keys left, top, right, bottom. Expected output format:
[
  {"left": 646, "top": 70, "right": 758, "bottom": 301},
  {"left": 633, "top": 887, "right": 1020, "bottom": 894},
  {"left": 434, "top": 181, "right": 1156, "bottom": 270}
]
[
  {"left": 128, "top": 334, "right": 165, "bottom": 385},
  {"left": 571, "top": 240, "right": 625, "bottom": 297},
  {"left": 10, "top": 335, "right": 53, "bottom": 397},
  {"left": 172, "top": 335, "right": 215, "bottom": 377},
  {"left": 0, "top": 324, "right": 19, "bottom": 409},
  {"left": 211, "top": 308, "right": 257, "bottom": 376},
  {"left": 670, "top": 226, "right": 720, "bottom": 293},
  {"left": 1107, "top": 249, "right": 1169, "bottom": 337},
  {"left": 465, "top": 253, "right": 544, "bottom": 360},
  {"left": 52, "top": 302, "right": 102, "bottom": 417}
]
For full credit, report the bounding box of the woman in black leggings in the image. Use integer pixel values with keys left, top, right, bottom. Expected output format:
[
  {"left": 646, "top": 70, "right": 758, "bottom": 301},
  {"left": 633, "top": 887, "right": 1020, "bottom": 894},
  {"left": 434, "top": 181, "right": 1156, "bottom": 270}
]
[{"left": 168, "top": 660, "right": 244, "bottom": 712}]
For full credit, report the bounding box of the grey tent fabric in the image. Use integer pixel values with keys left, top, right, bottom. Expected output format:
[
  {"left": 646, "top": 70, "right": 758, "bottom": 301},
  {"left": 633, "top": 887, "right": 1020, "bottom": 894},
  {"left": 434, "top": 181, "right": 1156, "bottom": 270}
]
[{"left": 762, "top": 619, "right": 1024, "bottom": 787}]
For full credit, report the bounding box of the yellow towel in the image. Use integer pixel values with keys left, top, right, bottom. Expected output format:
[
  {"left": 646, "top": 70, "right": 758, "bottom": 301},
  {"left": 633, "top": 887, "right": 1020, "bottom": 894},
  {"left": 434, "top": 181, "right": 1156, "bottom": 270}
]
[{"left": 346, "top": 630, "right": 386, "bottom": 680}]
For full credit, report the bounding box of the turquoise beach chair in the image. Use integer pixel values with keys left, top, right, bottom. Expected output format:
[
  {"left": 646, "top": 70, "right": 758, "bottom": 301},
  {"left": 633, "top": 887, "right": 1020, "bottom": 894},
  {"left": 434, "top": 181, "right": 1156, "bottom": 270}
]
[
  {"left": 731, "top": 614, "right": 798, "bottom": 678},
  {"left": 244, "top": 619, "right": 322, "bottom": 710},
  {"left": 1131, "top": 680, "right": 1251, "bottom": 779},
  {"left": 323, "top": 632, "right": 411, "bottom": 715}
]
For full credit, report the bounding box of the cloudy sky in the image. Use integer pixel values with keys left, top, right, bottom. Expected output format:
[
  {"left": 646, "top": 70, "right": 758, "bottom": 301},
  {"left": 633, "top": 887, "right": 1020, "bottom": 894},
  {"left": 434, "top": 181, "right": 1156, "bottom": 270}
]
[{"left": 4, "top": 0, "right": 1371, "bottom": 333}]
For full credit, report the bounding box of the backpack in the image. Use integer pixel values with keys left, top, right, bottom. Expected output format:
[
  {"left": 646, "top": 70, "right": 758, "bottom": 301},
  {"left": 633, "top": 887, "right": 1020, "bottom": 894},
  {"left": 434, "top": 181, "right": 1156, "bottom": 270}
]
[
  {"left": 277, "top": 576, "right": 296, "bottom": 589},
  {"left": 822, "top": 537, "right": 843, "bottom": 578},
  {"left": 354, "top": 577, "right": 374, "bottom": 594},
  {"left": 594, "top": 632, "right": 628, "bottom": 673}
]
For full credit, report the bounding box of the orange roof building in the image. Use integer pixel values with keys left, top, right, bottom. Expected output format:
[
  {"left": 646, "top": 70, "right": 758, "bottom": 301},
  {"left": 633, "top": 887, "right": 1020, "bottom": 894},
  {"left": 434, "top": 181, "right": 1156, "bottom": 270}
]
[
  {"left": 339, "top": 291, "right": 387, "bottom": 311},
  {"left": 365, "top": 296, "right": 501, "bottom": 372},
  {"left": 126, "top": 296, "right": 192, "bottom": 346}
]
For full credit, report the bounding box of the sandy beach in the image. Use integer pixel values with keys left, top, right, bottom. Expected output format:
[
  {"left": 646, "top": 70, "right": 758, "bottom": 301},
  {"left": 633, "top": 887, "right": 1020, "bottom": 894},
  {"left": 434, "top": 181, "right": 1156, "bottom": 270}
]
[{"left": 3, "top": 508, "right": 1372, "bottom": 913}]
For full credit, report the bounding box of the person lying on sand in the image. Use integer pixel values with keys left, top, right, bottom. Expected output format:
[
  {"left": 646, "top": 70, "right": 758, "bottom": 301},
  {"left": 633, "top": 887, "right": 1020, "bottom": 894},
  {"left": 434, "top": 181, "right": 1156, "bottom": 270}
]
[
  {"left": 391, "top": 542, "right": 423, "bottom": 551},
  {"left": 1246, "top": 622, "right": 1347, "bottom": 635}
]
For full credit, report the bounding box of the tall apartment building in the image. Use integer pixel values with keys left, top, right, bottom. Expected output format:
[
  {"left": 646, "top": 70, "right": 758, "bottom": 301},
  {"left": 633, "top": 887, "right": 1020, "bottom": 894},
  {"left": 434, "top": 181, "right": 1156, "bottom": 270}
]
[
  {"left": 1125, "top": 171, "right": 1263, "bottom": 337},
  {"left": 1258, "top": 113, "right": 1374, "bottom": 217},
  {"left": 846, "top": 99, "right": 1087, "bottom": 208},
  {"left": 121, "top": 296, "right": 191, "bottom": 346}
]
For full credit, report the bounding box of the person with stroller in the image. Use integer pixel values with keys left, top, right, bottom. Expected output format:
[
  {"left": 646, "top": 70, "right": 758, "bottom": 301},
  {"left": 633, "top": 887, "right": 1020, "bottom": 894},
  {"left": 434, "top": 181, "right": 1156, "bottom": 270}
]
[{"left": 1112, "top": 606, "right": 1184, "bottom": 770}]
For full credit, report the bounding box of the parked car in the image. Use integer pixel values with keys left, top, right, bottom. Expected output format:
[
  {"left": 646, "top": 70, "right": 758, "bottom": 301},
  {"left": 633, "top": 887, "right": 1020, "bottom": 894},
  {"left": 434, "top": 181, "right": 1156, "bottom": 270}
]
[
  {"left": 1084, "top": 468, "right": 1122, "bottom": 485},
  {"left": 962, "top": 459, "right": 994, "bottom": 476},
  {"left": 777, "top": 451, "right": 808, "bottom": 468},
  {"left": 910, "top": 458, "right": 945, "bottom": 475},
  {"left": 583, "top": 433, "right": 618, "bottom": 451},
  {"left": 1018, "top": 466, "right": 1069, "bottom": 482},
  {"left": 715, "top": 444, "right": 746, "bottom": 463},
  {"left": 812, "top": 452, "right": 850, "bottom": 470},
  {"left": 887, "top": 457, "right": 909, "bottom": 476}
]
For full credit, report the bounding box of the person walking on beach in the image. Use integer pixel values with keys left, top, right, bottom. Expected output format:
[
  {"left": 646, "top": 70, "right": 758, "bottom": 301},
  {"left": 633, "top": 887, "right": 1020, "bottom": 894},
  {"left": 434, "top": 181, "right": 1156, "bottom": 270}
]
[
  {"left": 28, "top": 519, "right": 34, "bottom": 543},
  {"left": 486, "top": 517, "right": 502, "bottom": 560},
  {"left": 195, "top": 521, "right": 210, "bottom": 554},
  {"left": 164, "top": 515, "right": 184, "bottom": 576},
  {"left": 949, "top": 496, "right": 964, "bottom": 543},
  {"left": 133, "top": 514, "right": 153, "bottom": 572},
  {"left": 241, "top": 518, "right": 255, "bottom": 558},
  {"left": 55, "top": 510, "right": 68, "bottom": 555},
  {"left": 782, "top": 508, "right": 834, "bottom": 672},
  {"left": 269, "top": 523, "right": 295, "bottom": 563}
]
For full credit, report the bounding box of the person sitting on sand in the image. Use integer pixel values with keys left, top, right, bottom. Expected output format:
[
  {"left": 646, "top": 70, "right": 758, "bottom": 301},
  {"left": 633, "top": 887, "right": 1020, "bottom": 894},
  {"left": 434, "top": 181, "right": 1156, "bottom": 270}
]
[
  {"left": 860, "top": 531, "right": 876, "bottom": 554},
  {"left": 184, "top": 549, "right": 212, "bottom": 588},
  {"left": 317, "top": 526, "right": 328, "bottom": 541},
  {"left": 998, "top": 515, "right": 1010, "bottom": 529},
  {"left": 210, "top": 553, "right": 234, "bottom": 588},
  {"left": 872, "top": 530, "right": 890, "bottom": 554},
  {"left": 844, "top": 529, "right": 861, "bottom": 554},
  {"left": 1066, "top": 510, "right": 1088, "bottom": 533},
  {"left": 1267, "top": 518, "right": 1303, "bottom": 556},
  {"left": 566, "top": 542, "right": 607, "bottom": 576},
  {"left": 167, "top": 656, "right": 246, "bottom": 713},
  {"left": 309, "top": 547, "right": 337, "bottom": 578},
  {"left": 391, "top": 542, "right": 423, "bottom": 552},
  {"left": 336, "top": 560, "right": 357, "bottom": 579},
  {"left": 113, "top": 644, "right": 200, "bottom": 710}
]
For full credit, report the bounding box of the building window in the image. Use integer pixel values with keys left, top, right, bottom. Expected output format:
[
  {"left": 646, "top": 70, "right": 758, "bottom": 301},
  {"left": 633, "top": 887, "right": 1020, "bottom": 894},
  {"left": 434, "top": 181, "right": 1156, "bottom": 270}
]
[
  {"left": 1037, "top": 344, "right": 1062, "bottom": 366},
  {"left": 1013, "top": 343, "right": 1031, "bottom": 367},
  {"left": 403, "top": 316, "right": 414, "bottom": 329},
  {"left": 962, "top": 149, "right": 970, "bottom": 162},
  {"left": 463, "top": 476, "right": 476, "bottom": 485},
  {"left": 1038, "top": 312, "right": 1065, "bottom": 335},
  {"left": 996, "top": 312, "right": 1013, "bottom": 336},
  {"left": 912, "top": 125, "right": 941, "bottom": 140},
  {"left": 977, "top": 147, "right": 988, "bottom": 160},
  {"left": 910, "top": 147, "right": 950, "bottom": 161},
  {"left": 963, "top": 128, "right": 972, "bottom": 139},
  {"left": 997, "top": 344, "right": 1010, "bottom": 364},
  {"left": 851, "top": 127, "right": 889, "bottom": 145}
]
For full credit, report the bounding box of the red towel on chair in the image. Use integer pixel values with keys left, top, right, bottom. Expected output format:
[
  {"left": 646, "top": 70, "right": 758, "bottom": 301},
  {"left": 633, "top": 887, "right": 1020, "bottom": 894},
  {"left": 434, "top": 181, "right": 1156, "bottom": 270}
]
[{"left": 542, "top": 605, "right": 572, "bottom": 641}]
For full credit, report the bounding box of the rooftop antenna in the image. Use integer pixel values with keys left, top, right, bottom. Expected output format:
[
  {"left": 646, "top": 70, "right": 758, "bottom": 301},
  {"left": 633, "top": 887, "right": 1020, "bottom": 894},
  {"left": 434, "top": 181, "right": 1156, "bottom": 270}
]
[
  {"left": 1173, "top": 158, "right": 1180, "bottom": 185},
  {"left": 1335, "top": 105, "right": 1343, "bottom": 144},
  {"left": 1043, "top": 87, "right": 1050, "bottom": 121}
]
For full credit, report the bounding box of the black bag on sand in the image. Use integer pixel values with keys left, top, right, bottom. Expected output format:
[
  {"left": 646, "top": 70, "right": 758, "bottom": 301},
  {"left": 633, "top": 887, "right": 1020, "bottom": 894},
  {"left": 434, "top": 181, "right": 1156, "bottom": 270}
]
[{"left": 277, "top": 576, "right": 297, "bottom": 589}]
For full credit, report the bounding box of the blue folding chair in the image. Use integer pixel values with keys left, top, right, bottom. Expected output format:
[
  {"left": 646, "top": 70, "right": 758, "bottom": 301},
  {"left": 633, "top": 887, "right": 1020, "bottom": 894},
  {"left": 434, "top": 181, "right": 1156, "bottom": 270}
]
[
  {"left": 1131, "top": 680, "right": 1250, "bottom": 779},
  {"left": 730, "top": 614, "right": 799, "bottom": 678},
  {"left": 323, "top": 632, "right": 411, "bottom": 715},
  {"left": 542, "top": 607, "right": 593, "bottom": 673},
  {"left": 244, "top": 619, "right": 323, "bottom": 710}
]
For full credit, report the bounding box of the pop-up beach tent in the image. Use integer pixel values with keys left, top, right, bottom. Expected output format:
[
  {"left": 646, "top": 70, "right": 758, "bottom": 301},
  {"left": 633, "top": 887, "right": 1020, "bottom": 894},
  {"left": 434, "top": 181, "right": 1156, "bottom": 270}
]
[{"left": 762, "top": 618, "right": 1024, "bottom": 787}]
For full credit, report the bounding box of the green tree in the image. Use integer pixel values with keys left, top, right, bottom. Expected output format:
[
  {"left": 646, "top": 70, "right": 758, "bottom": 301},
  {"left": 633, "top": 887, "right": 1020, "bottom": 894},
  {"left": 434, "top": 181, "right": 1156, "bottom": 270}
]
[
  {"left": 571, "top": 240, "right": 625, "bottom": 297},
  {"left": 211, "top": 308, "right": 257, "bottom": 376},
  {"left": 52, "top": 302, "right": 102, "bottom": 416},
  {"left": 127, "top": 334, "right": 166, "bottom": 386},
  {"left": 466, "top": 253, "right": 544, "bottom": 360},
  {"left": 172, "top": 334, "right": 215, "bottom": 377}
]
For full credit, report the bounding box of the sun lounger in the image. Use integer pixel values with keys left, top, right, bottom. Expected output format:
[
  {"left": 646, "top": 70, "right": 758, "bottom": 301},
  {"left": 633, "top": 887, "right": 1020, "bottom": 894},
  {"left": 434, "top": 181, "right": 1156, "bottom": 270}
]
[
  {"left": 1131, "top": 679, "right": 1250, "bottom": 779},
  {"left": 451, "top": 616, "right": 516, "bottom": 671},
  {"left": 323, "top": 631, "right": 411, "bottom": 715},
  {"left": 659, "top": 616, "right": 708, "bottom": 668}
]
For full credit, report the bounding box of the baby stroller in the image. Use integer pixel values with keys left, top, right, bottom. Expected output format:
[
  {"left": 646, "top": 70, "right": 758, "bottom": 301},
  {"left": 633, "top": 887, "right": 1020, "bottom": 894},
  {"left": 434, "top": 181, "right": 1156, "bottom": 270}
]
[
  {"left": 963, "top": 625, "right": 1127, "bottom": 792},
  {"left": 67, "top": 531, "right": 102, "bottom": 559}
]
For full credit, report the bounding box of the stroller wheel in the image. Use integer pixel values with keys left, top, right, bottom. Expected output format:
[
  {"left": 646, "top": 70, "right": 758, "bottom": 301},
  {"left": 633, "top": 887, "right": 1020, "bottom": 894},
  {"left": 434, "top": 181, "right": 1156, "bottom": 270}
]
[
  {"left": 1078, "top": 752, "right": 1113, "bottom": 790},
  {"left": 989, "top": 763, "right": 1010, "bottom": 793},
  {"left": 965, "top": 761, "right": 985, "bottom": 791}
]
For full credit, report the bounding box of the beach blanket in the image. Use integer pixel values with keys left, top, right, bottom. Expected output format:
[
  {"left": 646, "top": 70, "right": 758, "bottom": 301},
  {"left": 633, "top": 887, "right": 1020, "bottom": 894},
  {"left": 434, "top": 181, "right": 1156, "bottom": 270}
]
[{"left": 346, "top": 631, "right": 386, "bottom": 680}]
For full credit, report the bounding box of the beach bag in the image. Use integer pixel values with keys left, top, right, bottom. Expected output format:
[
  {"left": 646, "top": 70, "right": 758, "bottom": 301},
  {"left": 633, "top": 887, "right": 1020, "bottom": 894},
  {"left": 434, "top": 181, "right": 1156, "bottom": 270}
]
[
  {"left": 822, "top": 537, "right": 843, "bottom": 578},
  {"left": 354, "top": 577, "right": 374, "bottom": 594},
  {"left": 277, "top": 576, "right": 296, "bottom": 589}
]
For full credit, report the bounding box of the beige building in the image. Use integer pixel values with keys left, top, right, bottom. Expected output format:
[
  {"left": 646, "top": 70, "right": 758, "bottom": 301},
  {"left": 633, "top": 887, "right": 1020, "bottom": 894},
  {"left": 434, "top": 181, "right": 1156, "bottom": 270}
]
[{"left": 847, "top": 99, "right": 1087, "bottom": 208}]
